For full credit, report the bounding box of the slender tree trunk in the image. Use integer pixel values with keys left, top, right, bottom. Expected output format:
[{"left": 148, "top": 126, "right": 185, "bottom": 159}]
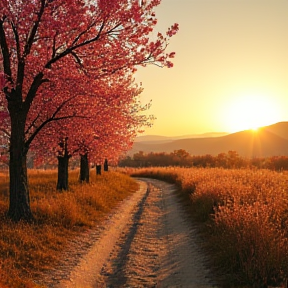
[
  {"left": 56, "top": 137, "right": 70, "bottom": 191},
  {"left": 8, "top": 109, "right": 33, "bottom": 222},
  {"left": 96, "top": 164, "right": 101, "bottom": 175},
  {"left": 79, "top": 153, "right": 89, "bottom": 183},
  {"left": 57, "top": 154, "right": 69, "bottom": 190},
  {"left": 104, "top": 159, "right": 108, "bottom": 172}
]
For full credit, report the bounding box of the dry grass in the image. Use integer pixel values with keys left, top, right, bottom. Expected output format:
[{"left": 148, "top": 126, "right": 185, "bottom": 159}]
[
  {"left": 128, "top": 167, "right": 288, "bottom": 287},
  {"left": 0, "top": 169, "right": 138, "bottom": 288}
]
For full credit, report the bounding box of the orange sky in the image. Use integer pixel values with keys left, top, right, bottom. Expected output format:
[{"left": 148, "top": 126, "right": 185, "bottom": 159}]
[{"left": 136, "top": 0, "right": 288, "bottom": 136}]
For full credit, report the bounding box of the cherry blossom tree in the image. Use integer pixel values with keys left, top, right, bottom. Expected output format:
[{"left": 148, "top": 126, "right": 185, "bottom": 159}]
[
  {"left": 77, "top": 76, "right": 153, "bottom": 183},
  {"left": 32, "top": 70, "right": 152, "bottom": 189},
  {"left": 0, "top": 0, "right": 178, "bottom": 221}
]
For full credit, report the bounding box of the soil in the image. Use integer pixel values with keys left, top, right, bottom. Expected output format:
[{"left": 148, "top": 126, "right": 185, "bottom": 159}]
[{"left": 36, "top": 178, "right": 220, "bottom": 288}]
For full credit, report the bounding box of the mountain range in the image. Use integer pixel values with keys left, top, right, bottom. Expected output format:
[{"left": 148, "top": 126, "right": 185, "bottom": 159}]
[{"left": 129, "top": 122, "right": 288, "bottom": 158}]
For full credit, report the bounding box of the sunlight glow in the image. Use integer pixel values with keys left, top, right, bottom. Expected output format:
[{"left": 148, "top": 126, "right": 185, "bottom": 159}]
[
  {"left": 251, "top": 127, "right": 259, "bottom": 132},
  {"left": 224, "top": 92, "right": 280, "bottom": 132}
]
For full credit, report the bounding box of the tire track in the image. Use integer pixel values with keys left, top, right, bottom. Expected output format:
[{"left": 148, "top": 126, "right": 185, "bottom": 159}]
[
  {"left": 102, "top": 182, "right": 165, "bottom": 287},
  {"left": 101, "top": 178, "right": 218, "bottom": 288}
]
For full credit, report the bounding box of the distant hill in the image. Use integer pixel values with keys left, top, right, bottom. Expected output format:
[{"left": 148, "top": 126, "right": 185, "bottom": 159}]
[
  {"left": 128, "top": 122, "right": 288, "bottom": 157},
  {"left": 262, "top": 122, "right": 288, "bottom": 140},
  {"left": 134, "top": 132, "right": 228, "bottom": 144}
]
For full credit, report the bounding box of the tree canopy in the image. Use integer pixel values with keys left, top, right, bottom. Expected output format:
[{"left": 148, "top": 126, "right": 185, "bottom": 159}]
[{"left": 0, "top": 0, "right": 178, "bottom": 221}]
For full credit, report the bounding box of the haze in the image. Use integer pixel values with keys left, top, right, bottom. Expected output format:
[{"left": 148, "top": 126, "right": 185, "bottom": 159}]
[{"left": 136, "top": 0, "right": 288, "bottom": 136}]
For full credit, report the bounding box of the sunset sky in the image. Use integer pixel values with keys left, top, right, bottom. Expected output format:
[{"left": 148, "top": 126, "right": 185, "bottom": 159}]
[{"left": 136, "top": 0, "right": 288, "bottom": 136}]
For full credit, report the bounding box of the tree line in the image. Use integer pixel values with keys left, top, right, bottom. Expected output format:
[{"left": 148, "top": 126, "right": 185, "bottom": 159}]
[
  {"left": 119, "top": 149, "right": 288, "bottom": 171},
  {"left": 0, "top": 1, "right": 178, "bottom": 221}
]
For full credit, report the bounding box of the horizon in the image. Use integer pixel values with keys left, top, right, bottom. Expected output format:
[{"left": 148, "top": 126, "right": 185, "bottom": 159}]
[
  {"left": 138, "top": 120, "right": 286, "bottom": 138},
  {"left": 131, "top": 121, "right": 288, "bottom": 158}
]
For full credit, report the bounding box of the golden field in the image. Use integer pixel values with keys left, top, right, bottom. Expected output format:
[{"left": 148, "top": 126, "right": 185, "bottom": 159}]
[
  {"left": 129, "top": 167, "right": 288, "bottom": 287},
  {"left": 1, "top": 166, "right": 288, "bottom": 287},
  {"left": 0, "top": 169, "right": 138, "bottom": 288}
]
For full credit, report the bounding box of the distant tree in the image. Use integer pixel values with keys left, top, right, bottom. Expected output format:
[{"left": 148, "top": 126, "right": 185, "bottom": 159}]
[
  {"left": 216, "top": 153, "right": 228, "bottom": 168},
  {"left": 172, "top": 149, "right": 192, "bottom": 166}
]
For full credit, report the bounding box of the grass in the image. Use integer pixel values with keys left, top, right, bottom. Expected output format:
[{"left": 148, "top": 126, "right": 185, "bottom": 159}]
[
  {"left": 0, "top": 169, "right": 139, "bottom": 288},
  {"left": 127, "top": 167, "right": 288, "bottom": 287}
]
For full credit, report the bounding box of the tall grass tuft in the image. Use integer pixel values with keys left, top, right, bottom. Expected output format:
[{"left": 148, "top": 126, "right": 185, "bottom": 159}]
[{"left": 0, "top": 169, "right": 138, "bottom": 287}]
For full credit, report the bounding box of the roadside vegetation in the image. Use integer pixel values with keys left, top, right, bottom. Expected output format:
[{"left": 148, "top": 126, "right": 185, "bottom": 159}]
[
  {"left": 128, "top": 166, "right": 288, "bottom": 287},
  {"left": 0, "top": 169, "right": 138, "bottom": 288}
]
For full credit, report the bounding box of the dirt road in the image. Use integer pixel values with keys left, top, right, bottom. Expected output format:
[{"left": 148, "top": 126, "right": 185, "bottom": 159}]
[{"left": 39, "top": 178, "right": 219, "bottom": 288}]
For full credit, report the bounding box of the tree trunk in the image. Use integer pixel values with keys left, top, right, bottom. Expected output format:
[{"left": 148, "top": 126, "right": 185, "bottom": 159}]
[
  {"left": 57, "top": 154, "right": 69, "bottom": 190},
  {"left": 79, "top": 153, "right": 89, "bottom": 183},
  {"left": 104, "top": 158, "right": 108, "bottom": 172},
  {"left": 96, "top": 164, "right": 101, "bottom": 175},
  {"left": 56, "top": 137, "right": 70, "bottom": 191},
  {"left": 8, "top": 109, "right": 33, "bottom": 222}
]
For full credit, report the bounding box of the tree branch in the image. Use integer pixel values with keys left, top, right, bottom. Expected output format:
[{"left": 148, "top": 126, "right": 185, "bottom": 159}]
[
  {"left": 71, "top": 20, "right": 96, "bottom": 46},
  {"left": 25, "top": 112, "right": 41, "bottom": 135},
  {"left": 24, "top": 72, "right": 47, "bottom": 112},
  {"left": 0, "top": 19, "right": 12, "bottom": 78},
  {"left": 25, "top": 94, "right": 79, "bottom": 147},
  {"left": 71, "top": 51, "right": 83, "bottom": 67},
  {"left": 11, "top": 21, "right": 25, "bottom": 96},
  {"left": 26, "top": 113, "right": 87, "bottom": 149},
  {"left": 24, "top": 0, "right": 46, "bottom": 57},
  {"left": 45, "top": 19, "right": 106, "bottom": 68}
]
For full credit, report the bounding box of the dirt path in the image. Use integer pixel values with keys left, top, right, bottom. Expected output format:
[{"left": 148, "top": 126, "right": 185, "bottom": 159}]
[{"left": 38, "top": 178, "right": 219, "bottom": 288}]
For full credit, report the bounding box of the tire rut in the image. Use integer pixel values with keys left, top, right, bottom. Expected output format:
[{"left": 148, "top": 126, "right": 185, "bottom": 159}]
[
  {"left": 102, "top": 182, "right": 165, "bottom": 287},
  {"left": 101, "top": 178, "right": 218, "bottom": 288}
]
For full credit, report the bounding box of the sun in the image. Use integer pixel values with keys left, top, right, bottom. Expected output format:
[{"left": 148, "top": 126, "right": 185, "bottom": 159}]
[
  {"left": 224, "top": 92, "right": 280, "bottom": 132},
  {"left": 251, "top": 127, "right": 259, "bottom": 132}
]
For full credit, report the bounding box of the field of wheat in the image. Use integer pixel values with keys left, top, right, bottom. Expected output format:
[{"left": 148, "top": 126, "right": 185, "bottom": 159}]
[
  {"left": 129, "top": 167, "right": 288, "bottom": 287},
  {"left": 0, "top": 169, "right": 138, "bottom": 288}
]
